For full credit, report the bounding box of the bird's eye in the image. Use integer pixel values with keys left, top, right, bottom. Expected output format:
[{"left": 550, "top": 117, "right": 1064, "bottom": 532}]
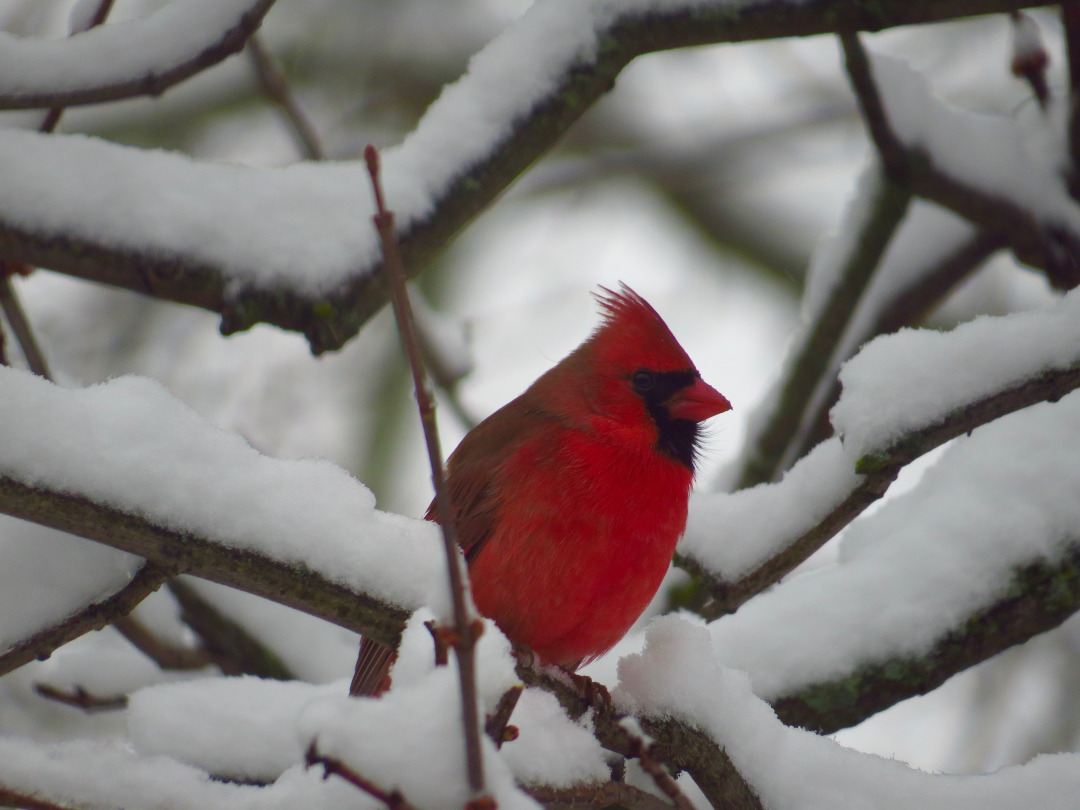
[{"left": 632, "top": 370, "right": 655, "bottom": 391}]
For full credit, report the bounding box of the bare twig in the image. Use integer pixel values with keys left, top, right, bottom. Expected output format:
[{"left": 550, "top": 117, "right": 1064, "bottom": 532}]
[
  {"left": 306, "top": 742, "right": 420, "bottom": 810},
  {"left": 33, "top": 683, "right": 127, "bottom": 713},
  {"left": 0, "top": 562, "right": 170, "bottom": 678},
  {"left": 485, "top": 685, "right": 523, "bottom": 749},
  {"left": 364, "top": 145, "right": 487, "bottom": 797},
  {"left": 424, "top": 619, "right": 451, "bottom": 666},
  {"left": 0, "top": 266, "right": 52, "bottom": 379},
  {"left": 628, "top": 736, "right": 697, "bottom": 810},
  {"left": 167, "top": 578, "right": 295, "bottom": 680},
  {"left": 247, "top": 32, "right": 325, "bottom": 161},
  {"left": 111, "top": 614, "right": 212, "bottom": 671}
]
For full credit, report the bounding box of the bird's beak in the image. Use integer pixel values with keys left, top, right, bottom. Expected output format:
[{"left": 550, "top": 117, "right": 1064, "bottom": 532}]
[{"left": 666, "top": 378, "right": 732, "bottom": 423}]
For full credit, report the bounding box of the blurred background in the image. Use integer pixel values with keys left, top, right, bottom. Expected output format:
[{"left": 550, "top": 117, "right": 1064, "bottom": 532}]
[{"left": 0, "top": 0, "right": 1076, "bottom": 778}]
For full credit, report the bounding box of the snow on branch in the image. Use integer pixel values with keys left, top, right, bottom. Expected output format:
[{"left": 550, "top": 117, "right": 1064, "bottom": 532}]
[
  {"left": 0, "top": 0, "right": 275, "bottom": 110},
  {"left": 681, "top": 286, "right": 1080, "bottom": 624},
  {"left": 0, "top": 367, "right": 443, "bottom": 648},
  {"left": 0, "top": 561, "right": 167, "bottom": 679},
  {"left": 710, "top": 388, "right": 1080, "bottom": 732},
  {"left": 842, "top": 32, "right": 1080, "bottom": 290},
  {"left": 618, "top": 617, "right": 1080, "bottom": 810},
  {"left": 0, "top": 0, "right": 1040, "bottom": 354}
]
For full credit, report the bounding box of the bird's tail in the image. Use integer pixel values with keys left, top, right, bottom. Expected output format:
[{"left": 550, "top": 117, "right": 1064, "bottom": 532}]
[{"left": 350, "top": 636, "right": 397, "bottom": 696}]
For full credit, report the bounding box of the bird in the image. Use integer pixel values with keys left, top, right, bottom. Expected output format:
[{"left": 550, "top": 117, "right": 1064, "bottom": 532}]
[{"left": 351, "top": 284, "right": 731, "bottom": 696}]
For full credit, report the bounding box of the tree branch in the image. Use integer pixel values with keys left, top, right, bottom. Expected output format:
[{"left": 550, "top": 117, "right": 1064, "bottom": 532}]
[
  {"left": 841, "top": 30, "right": 1080, "bottom": 290},
  {"left": 0, "top": 476, "right": 410, "bottom": 648},
  {"left": 772, "top": 539, "right": 1080, "bottom": 733},
  {"left": 0, "top": 0, "right": 1045, "bottom": 354},
  {"left": 0, "top": 0, "right": 277, "bottom": 110},
  {"left": 515, "top": 653, "right": 764, "bottom": 810},
  {"left": 736, "top": 166, "right": 911, "bottom": 489},
  {"left": 680, "top": 361, "right": 1080, "bottom": 618},
  {"left": 0, "top": 562, "right": 169, "bottom": 678}
]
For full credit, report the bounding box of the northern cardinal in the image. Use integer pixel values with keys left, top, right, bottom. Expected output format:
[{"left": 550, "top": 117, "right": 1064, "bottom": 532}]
[{"left": 352, "top": 284, "right": 730, "bottom": 695}]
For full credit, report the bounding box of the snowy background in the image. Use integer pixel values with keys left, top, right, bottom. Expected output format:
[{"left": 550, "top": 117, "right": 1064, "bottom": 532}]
[{"left": 0, "top": 0, "right": 1078, "bottom": 808}]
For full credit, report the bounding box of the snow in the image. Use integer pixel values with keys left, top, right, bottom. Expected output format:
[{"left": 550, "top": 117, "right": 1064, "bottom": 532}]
[
  {"left": 0, "top": 366, "right": 445, "bottom": 615},
  {"left": 0, "top": 517, "right": 140, "bottom": 653},
  {"left": 711, "top": 390, "right": 1080, "bottom": 699},
  {"left": 869, "top": 50, "right": 1080, "bottom": 233},
  {"left": 298, "top": 611, "right": 541, "bottom": 809},
  {"left": 681, "top": 437, "right": 859, "bottom": 581},
  {"left": 0, "top": 736, "right": 372, "bottom": 810},
  {"left": 831, "top": 284, "right": 1080, "bottom": 459},
  {"left": 0, "top": 0, "right": 267, "bottom": 101},
  {"left": 0, "top": 0, "right": 796, "bottom": 308},
  {"left": 129, "top": 677, "right": 342, "bottom": 782},
  {"left": 618, "top": 616, "right": 1080, "bottom": 810}
]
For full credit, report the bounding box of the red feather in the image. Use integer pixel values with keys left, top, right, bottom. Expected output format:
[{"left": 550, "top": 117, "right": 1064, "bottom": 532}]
[{"left": 352, "top": 284, "right": 730, "bottom": 694}]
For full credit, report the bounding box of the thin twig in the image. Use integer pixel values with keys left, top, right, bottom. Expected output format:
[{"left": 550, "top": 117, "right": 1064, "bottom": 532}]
[
  {"left": 167, "top": 578, "right": 295, "bottom": 680},
  {"left": 363, "top": 144, "right": 487, "bottom": 797},
  {"left": 0, "top": 562, "right": 170, "bottom": 678},
  {"left": 0, "top": 267, "right": 52, "bottom": 379},
  {"left": 111, "top": 615, "right": 212, "bottom": 671},
  {"left": 247, "top": 32, "right": 325, "bottom": 161},
  {"left": 33, "top": 683, "right": 128, "bottom": 713},
  {"left": 485, "top": 685, "right": 523, "bottom": 749},
  {"left": 306, "top": 743, "right": 420, "bottom": 810}
]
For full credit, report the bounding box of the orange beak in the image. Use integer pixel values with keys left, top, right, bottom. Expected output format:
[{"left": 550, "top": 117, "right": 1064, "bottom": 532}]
[{"left": 666, "top": 377, "right": 731, "bottom": 423}]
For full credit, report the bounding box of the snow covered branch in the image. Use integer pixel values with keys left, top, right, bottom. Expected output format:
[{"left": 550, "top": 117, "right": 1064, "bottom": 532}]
[
  {"left": 774, "top": 540, "right": 1080, "bottom": 733},
  {"left": 0, "top": 0, "right": 1042, "bottom": 354},
  {"left": 0, "top": 562, "right": 167, "bottom": 678},
  {"left": 513, "top": 653, "right": 764, "bottom": 810},
  {"left": 0, "top": 368, "right": 438, "bottom": 648},
  {"left": 680, "top": 351, "right": 1080, "bottom": 619},
  {"left": 842, "top": 31, "right": 1080, "bottom": 290},
  {"left": 735, "top": 165, "right": 911, "bottom": 489},
  {"left": 0, "top": 0, "right": 276, "bottom": 110}
]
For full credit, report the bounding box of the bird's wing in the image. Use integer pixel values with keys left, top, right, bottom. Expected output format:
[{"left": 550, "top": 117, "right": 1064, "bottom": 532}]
[{"left": 426, "top": 397, "right": 562, "bottom": 563}]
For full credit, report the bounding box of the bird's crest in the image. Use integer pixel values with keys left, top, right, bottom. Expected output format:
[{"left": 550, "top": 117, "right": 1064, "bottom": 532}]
[{"left": 591, "top": 284, "right": 695, "bottom": 372}]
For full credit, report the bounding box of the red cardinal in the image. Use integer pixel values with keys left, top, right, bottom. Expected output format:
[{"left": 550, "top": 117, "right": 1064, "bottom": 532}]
[{"left": 352, "top": 285, "right": 730, "bottom": 695}]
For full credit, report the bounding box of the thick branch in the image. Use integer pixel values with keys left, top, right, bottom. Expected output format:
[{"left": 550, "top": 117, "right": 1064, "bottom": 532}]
[
  {"left": 0, "top": 477, "right": 410, "bottom": 648},
  {"left": 0, "top": 0, "right": 1044, "bottom": 354},
  {"left": 0, "top": 562, "right": 169, "bottom": 678},
  {"left": 773, "top": 539, "right": 1080, "bottom": 733}
]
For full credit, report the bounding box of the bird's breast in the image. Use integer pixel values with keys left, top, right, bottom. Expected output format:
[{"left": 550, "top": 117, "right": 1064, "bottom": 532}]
[{"left": 467, "top": 426, "right": 693, "bottom": 668}]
